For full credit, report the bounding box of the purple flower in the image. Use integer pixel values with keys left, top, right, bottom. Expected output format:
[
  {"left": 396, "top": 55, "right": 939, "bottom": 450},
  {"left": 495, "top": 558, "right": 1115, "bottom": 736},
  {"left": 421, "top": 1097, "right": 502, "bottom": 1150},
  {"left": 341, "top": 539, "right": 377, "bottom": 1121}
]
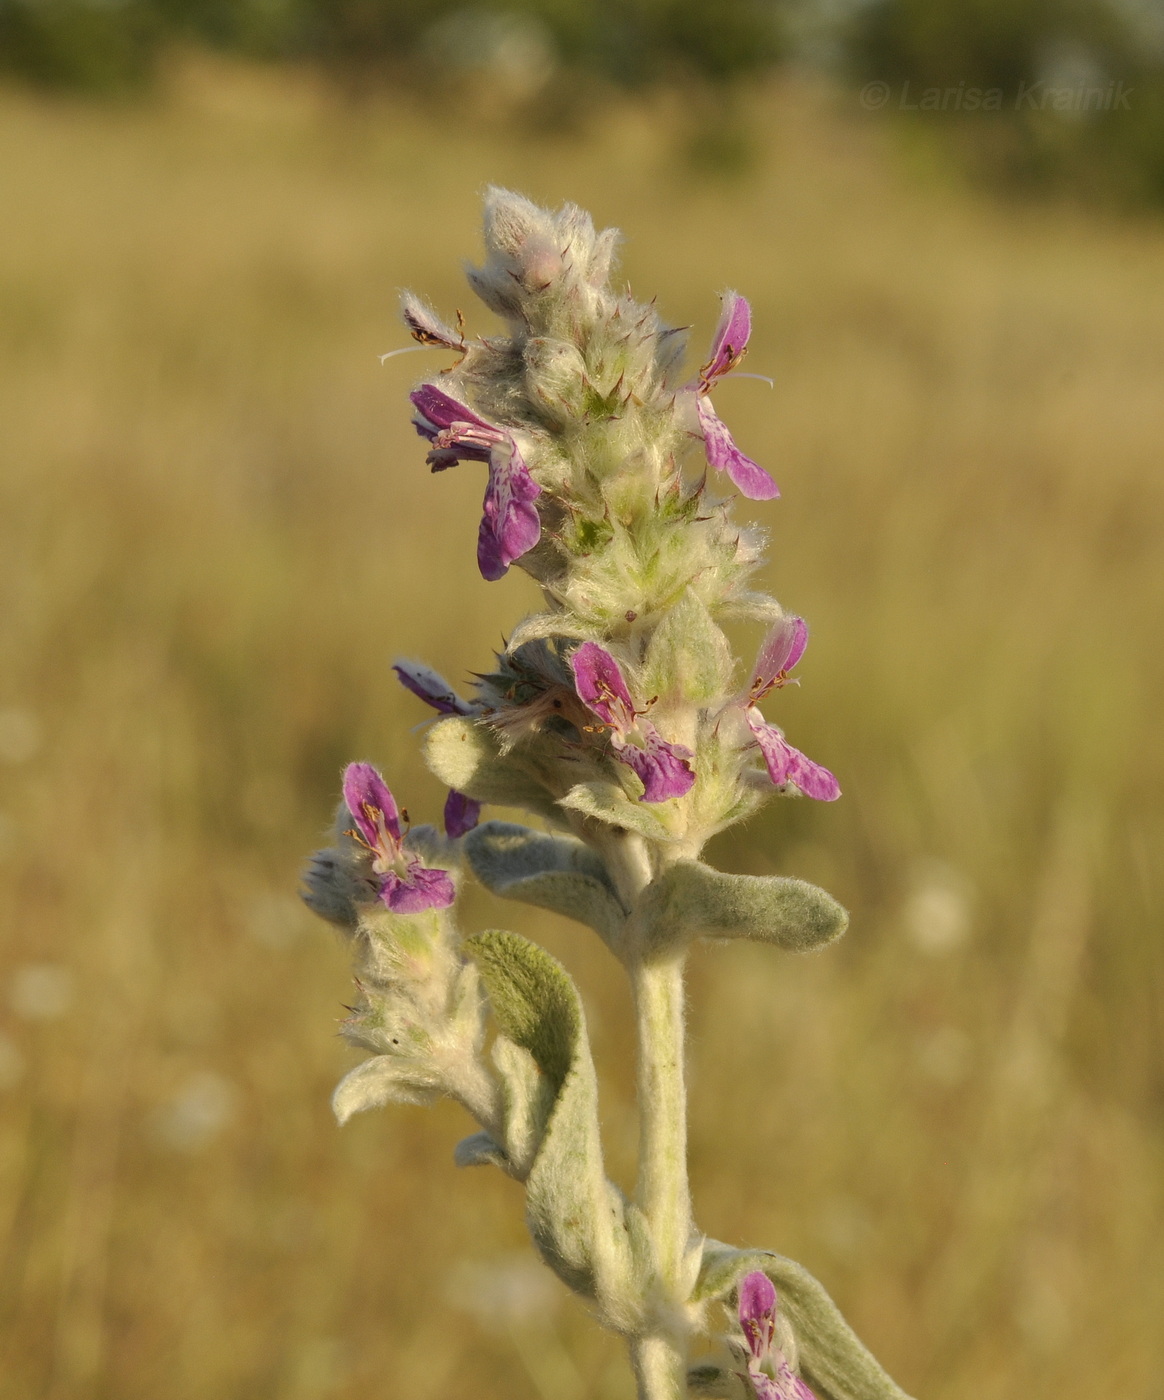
[
  {"left": 392, "top": 659, "right": 477, "bottom": 716},
  {"left": 696, "top": 396, "right": 780, "bottom": 502},
  {"left": 743, "top": 617, "right": 840, "bottom": 802},
  {"left": 700, "top": 290, "right": 753, "bottom": 387},
  {"left": 690, "top": 291, "right": 779, "bottom": 501},
  {"left": 737, "top": 1271, "right": 816, "bottom": 1400},
  {"left": 570, "top": 642, "right": 695, "bottom": 803},
  {"left": 443, "top": 789, "right": 481, "bottom": 840},
  {"left": 342, "top": 763, "right": 455, "bottom": 913},
  {"left": 410, "top": 383, "right": 542, "bottom": 581}
]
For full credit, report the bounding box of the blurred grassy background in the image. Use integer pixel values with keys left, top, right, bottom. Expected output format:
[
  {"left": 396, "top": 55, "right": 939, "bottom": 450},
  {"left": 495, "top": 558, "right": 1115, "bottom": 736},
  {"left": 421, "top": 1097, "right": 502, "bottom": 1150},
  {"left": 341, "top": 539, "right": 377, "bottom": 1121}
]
[
  {"left": 3, "top": 0, "right": 1164, "bottom": 204},
  {"left": 0, "top": 54, "right": 1162, "bottom": 1400}
]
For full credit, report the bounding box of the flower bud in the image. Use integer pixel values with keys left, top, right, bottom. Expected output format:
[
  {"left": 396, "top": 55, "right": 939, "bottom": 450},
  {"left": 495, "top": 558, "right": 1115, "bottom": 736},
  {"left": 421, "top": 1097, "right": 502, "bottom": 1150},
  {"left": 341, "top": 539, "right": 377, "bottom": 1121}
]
[{"left": 524, "top": 337, "right": 589, "bottom": 426}]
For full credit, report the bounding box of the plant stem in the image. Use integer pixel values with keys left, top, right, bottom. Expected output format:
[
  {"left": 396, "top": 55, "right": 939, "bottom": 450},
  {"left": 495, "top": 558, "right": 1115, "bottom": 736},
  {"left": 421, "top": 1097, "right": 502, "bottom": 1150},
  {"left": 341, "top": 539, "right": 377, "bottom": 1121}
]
[
  {"left": 629, "top": 953, "right": 691, "bottom": 1400},
  {"left": 630, "top": 1333, "right": 688, "bottom": 1400}
]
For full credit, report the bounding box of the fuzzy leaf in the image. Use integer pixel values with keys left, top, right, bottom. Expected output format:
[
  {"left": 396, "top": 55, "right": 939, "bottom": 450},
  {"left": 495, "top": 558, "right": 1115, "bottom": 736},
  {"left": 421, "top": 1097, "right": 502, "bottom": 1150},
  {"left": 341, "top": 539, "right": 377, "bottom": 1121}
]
[
  {"left": 559, "top": 780, "right": 678, "bottom": 842},
  {"left": 454, "top": 1131, "right": 509, "bottom": 1170},
  {"left": 631, "top": 861, "right": 848, "bottom": 958},
  {"left": 641, "top": 589, "right": 733, "bottom": 706},
  {"left": 331, "top": 1055, "right": 440, "bottom": 1124},
  {"left": 301, "top": 846, "right": 364, "bottom": 929},
  {"left": 506, "top": 610, "right": 595, "bottom": 650},
  {"left": 423, "top": 716, "right": 562, "bottom": 823},
  {"left": 464, "top": 821, "right": 627, "bottom": 945},
  {"left": 465, "top": 930, "right": 648, "bottom": 1331},
  {"left": 694, "top": 1242, "right": 916, "bottom": 1400},
  {"left": 492, "top": 1035, "right": 555, "bottom": 1178}
]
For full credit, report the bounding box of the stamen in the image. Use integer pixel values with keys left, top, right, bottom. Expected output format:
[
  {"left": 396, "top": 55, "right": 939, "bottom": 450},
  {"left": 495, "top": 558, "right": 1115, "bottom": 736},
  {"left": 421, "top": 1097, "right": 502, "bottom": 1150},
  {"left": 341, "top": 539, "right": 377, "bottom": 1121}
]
[
  {"left": 720, "top": 371, "right": 775, "bottom": 387},
  {"left": 379, "top": 345, "right": 438, "bottom": 363}
]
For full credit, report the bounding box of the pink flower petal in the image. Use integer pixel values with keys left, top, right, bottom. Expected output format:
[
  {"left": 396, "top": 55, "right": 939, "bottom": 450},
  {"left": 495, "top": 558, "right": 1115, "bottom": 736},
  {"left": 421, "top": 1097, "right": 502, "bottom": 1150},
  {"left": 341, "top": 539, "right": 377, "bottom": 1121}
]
[
  {"left": 701, "top": 290, "right": 752, "bottom": 385},
  {"left": 746, "top": 711, "right": 840, "bottom": 801},
  {"left": 738, "top": 1271, "right": 777, "bottom": 1360},
  {"left": 477, "top": 438, "right": 542, "bottom": 581},
  {"left": 342, "top": 762, "right": 401, "bottom": 846},
  {"left": 393, "top": 660, "right": 475, "bottom": 715},
  {"left": 696, "top": 395, "right": 779, "bottom": 501},
  {"left": 570, "top": 642, "right": 636, "bottom": 730},
  {"left": 615, "top": 725, "right": 696, "bottom": 803},
  {"left": 409, "top": 383, "right": 493, "bottom": 435},
  {"left": 443, "top": 789, "right": 481, "bottom": 839},
  {"left": 752, "top": 615, "right": 808, "bottom": 690},
  {"left": 382, "top": 861, "right": 455, "bottom": 913}
]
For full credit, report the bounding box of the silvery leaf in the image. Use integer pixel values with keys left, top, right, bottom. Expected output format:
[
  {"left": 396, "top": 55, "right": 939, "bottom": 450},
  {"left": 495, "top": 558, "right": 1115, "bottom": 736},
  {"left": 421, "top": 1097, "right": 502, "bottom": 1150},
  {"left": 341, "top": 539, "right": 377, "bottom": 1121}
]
[
  {"left": 464, "top": 821, "right": 627, "bottom": 946},
  {"left": 454, "top": 1131, "right": 509, "bottom": 1170},
  {"left": 466, "top": 929, "right": 650, "bottom": 1332},
  {"left": 331, "top": 1055, "right": 441, "bottom": 1124},
  {"left": 559, "top": 780, "right": 678, "bottom": 842},
  {"left": 424, "top": 716, "right": 563, "bottom": 824},
  {"left": 630, "top": 861, "right": 848, "bottom": 958}
]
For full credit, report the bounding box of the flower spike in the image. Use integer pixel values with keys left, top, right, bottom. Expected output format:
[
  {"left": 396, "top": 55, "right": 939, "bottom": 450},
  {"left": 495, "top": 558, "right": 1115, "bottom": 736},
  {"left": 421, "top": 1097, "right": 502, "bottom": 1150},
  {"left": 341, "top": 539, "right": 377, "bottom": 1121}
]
[{"left": 297, "top": 190, "right": 920, "bottom": 1400}]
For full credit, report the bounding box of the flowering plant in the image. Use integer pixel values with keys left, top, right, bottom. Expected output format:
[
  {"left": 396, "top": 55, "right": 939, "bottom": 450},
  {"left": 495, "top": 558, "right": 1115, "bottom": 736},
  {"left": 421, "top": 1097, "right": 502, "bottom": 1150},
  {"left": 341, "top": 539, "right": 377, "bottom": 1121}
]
[{"left": 303, "top": 190, "right": 913, "bottom": 1400}]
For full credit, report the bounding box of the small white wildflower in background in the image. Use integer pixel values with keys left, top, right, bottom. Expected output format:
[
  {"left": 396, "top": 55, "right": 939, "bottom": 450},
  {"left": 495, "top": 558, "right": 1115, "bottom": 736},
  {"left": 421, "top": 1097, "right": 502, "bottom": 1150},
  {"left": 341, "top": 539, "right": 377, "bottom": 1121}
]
[
  {"left": 0, "top": 709, "right": 41, "bottom": 765},
  {"left": 903, "top": 858, "right": 974, "bottom": 955},
  {"left": 0, "top": 1032, "right": 25, "bottom": 1089},
  {"left": 10, "top": 963, "right": 74, "bottom": 1021},
  {"left": 152, "top": 1071, "right": 238, "bottom": 1152}
]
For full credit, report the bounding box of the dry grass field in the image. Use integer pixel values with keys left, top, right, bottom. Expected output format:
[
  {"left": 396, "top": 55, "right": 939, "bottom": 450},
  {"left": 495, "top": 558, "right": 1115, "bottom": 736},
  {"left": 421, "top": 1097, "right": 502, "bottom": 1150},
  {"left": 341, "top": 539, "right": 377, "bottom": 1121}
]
[{"left": 0, "top": 57, "right": 1161, "bottom": 1400}]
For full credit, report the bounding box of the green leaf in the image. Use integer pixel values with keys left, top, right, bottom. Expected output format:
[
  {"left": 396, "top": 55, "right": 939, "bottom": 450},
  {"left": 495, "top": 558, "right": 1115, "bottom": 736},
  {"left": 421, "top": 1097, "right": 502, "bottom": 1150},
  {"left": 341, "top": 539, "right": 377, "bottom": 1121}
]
[
  {"left": 559, "top": 780, "right": 678, "bottom": 842},
  {"left": 465, "top": 930, "right": 648, "bottom": 1332},
  {"left": 693, "top": 1241, "right": 916, "bottom": 1400},
  {"left": 331, "top": 1055, "right": 441, "bottom": 1123},
  {"left": 463, "top": 821, "right": 627, "bottom": 946},
  {"left": 630, "top": 861, "right": 848, "bottom": 958},
  {"left": 423, "top": 716, "right": 562, "bottom": 823}
]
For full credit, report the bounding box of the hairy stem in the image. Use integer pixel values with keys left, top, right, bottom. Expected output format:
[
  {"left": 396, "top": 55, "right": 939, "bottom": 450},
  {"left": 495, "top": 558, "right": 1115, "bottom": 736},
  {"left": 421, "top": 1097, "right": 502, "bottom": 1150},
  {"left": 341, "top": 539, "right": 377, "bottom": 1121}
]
[
  {"left": 629, "top": 953, "right": 691, "bottom": 1400},
  {"left": 630, "top": 1333, "right": 689, "bottom": 1400}
]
